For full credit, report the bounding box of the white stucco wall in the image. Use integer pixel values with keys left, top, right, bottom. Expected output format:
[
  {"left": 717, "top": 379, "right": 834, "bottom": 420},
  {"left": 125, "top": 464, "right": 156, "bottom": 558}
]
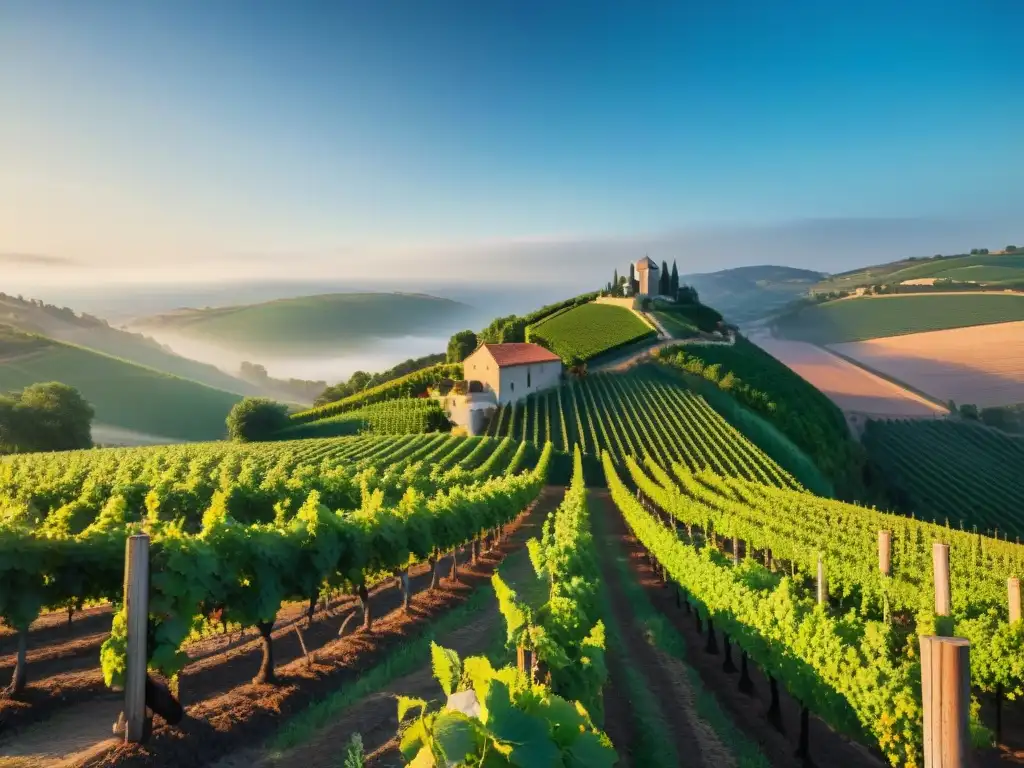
[
  {"left": 462, "top": 347, "right": 563, "bottom": 405},
  {"left": 497, "top": 360, "right": 562, "bottom": 405},
  {"left": 463, "top": 347, "right": 501, "bottom": 394},
  {"left": 438, "top": 391, "right": 497, "bottom": 436}
]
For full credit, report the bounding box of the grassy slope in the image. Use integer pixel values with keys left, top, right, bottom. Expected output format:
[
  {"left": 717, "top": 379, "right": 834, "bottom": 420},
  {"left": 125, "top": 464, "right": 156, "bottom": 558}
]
[
  {"left": 654, "top": 338, "right": 850, "bottom": 497},
  {"left": 680, "top": 265, "right": 824, "bottom": 323},
  {"left": 0, "top": 330, "right": 240, "bottom": 440},
  {"left": 133, "top": 292, "right": 473, "bottom": 353},
  {"left": 815, "top": 251, "right": 1024, "bottom": 291},
  {"left": 653, "top": 311, "right": 699, "bottom": 338},
  {"left": 530, "top": 303, "right": 655, "bottom": 361},
  {"left": 862, "top": 418, "right": 1024, "bottom": 537},
  {"left": 0, "top": 294, "right": 263, "bottom": 396},
  {"left": 773, "top": 293, "right": 1024, "bottom": 344}
]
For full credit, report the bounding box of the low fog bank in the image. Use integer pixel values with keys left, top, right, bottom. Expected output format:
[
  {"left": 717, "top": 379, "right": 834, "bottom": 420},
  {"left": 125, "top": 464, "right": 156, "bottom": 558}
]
[{"left": 142, "top": 328, "right": 451, "bottom": 385}]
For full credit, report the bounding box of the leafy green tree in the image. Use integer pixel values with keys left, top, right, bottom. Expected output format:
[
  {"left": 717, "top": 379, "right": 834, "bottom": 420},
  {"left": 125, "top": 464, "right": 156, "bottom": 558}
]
[
  {"left": 496, "top": 317, "right": 527, "bottom": 343},
  {"left": 0, "top": 395, "right": 18, "bottom": 453},
  {"left": 1007, "top": 245, "right": 1018, "bottom": 253},
  {"left": 226, "top": 397, "right": 289, "bottom": 442},
  {"left": 347, "top": 371, "right": 372, "bottom": 392},
  {"left": 446, "top": 330, "right": 478, "bottom": 363},
  {"left": 0, "top": 382, "right": 94, "bottom": 453}
]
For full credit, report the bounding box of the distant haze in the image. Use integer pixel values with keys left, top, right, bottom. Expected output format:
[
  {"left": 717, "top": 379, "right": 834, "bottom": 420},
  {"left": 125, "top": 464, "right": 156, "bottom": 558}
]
[
  {"left": 144, "top": 328, "right": 452, "bottom": 384},
  {"left": 5, "top": 215, "right": 1021, "bottom": 306}
]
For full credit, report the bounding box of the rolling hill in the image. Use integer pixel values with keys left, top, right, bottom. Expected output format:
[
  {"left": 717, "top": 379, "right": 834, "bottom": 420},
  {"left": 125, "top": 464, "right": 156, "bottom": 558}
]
[
  {"left": 0, "top": 292, "right": 267, "bottom": 397},
  {"left": 813, "top": 249, "right": 1024, "bottom": 292},
  {"left": 0, "top": 325, "right": 241, "bottom": 441},
  {"left": 771, "top": 293, "right": 1024, "bottom": 344},
  {"left": 679, "top": 265, "right": 824, "bottom": 323},
  {"left": 528, "top": 302, "right": 655, "bottom": 362},
  {"left": 131, "top": 292, "right": 475, "bottom": 355}
]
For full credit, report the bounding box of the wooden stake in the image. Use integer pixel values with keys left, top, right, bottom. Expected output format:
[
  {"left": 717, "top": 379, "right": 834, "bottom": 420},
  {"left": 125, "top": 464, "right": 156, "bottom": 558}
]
[
  {"left": 516, "top": 647, "right": 535, "bottom": 683},
  {"left": 920, "top": 636, "right": 970, "bottom": 768},
  {"left": 732, "top": 536, "right": 740, "bottom": 566},
  {"left": 879, "top": 530, "right": 892, "bottom": 576},
  {"left": 124, "top": 534, "right": 150, "bottom": 743},
  {"left": 933, "top": 543, "right": 951, "bottom": 617},
  {"left": 401, "top": 568, "right": 411, "bottom": 612},
  {"left": 1009, "top": 577, "right": 1021, "bottom": 624},
  {"left": 817, "top": 555, "right": 828, "bottom": 606}
]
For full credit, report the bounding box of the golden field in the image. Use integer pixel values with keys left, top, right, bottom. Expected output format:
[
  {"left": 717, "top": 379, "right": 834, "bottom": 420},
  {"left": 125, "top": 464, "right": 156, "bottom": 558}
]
[{"left": 830, "top": 320, "right": 1024, "bottom": 408}]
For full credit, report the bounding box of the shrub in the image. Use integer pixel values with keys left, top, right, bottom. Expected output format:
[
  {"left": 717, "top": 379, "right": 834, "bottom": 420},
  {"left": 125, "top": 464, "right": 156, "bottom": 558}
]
[{"left": 226, "top": 398, "right": 290, "bottom": 442}]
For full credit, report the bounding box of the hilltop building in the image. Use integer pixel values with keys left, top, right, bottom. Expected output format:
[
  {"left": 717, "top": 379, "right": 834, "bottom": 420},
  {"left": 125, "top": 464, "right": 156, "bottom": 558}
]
[{"left": 635, "top": 256, "right": 660, "bottom": 296}]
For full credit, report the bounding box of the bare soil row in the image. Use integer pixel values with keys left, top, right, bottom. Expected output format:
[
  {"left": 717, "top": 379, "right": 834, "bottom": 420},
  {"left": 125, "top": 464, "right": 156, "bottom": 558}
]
[{"left": 0, "top": 489, "right": 562, "bottom": 767}]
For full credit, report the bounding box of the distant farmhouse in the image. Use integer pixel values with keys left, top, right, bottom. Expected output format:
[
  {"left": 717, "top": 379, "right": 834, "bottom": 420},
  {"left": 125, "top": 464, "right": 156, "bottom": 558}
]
[{"left": 438, "top": 342, "right": 563, "bottom": 434}]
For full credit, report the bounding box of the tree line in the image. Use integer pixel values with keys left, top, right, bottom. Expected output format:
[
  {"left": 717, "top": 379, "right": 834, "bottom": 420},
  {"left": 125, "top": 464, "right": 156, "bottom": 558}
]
[{"left": 314, "top": 352, "right": 447, "bottom": 406}]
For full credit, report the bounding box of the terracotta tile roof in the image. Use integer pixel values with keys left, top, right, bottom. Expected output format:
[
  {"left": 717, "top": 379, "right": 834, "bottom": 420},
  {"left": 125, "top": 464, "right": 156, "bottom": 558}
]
[{"left": 482, "top": 343, "right": 561, "bottom": 367}]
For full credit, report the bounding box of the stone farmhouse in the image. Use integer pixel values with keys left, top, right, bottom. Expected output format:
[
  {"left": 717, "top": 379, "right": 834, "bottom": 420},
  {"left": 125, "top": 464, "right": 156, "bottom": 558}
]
[
  {"left": 438, "top": 342, "right": 563, "bottom": 434},
  {"left": 463, "top": 343, "right": 563, "bottom": 405}
]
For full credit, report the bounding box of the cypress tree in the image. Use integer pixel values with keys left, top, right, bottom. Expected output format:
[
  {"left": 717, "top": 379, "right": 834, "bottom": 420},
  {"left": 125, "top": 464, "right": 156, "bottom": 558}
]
[
  {"left": 628, "top": 262, "right": 637, "bottom": 294},
  {"left": 659, "top": 260, "right": 670, "bottom": 295},
  {"left": 670, "top": 260, "right": 680, "bottom": 298},
  {"left": 613, "top": 268, "right": 619, "bottom": 295}
]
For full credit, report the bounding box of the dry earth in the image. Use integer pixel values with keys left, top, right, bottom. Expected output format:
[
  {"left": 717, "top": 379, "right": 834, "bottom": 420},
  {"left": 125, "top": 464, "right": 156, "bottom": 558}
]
[
  {"left": 747, "top": 332, "right": 947, "bottom": 420},
  {"left": 830, "top": 320, "right": 1024, "bottom": 408}
]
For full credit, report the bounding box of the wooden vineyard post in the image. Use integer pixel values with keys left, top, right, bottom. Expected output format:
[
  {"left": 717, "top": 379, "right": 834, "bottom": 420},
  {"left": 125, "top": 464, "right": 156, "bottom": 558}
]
[
  {"left": 879, "top": 530, "right": 892, "bottom": 576},
  {"left": 516, "top": 647, "right": 535, "bottom": 683},
  {"left": 124, "top": 534, "right": 150, "bottom": 743},
  {"left": 816, "top": 555, "right": 828, "bottom": 606},
  {"left": 933, "top": 543, "right": 951, "bottom": 618},
  {"left": 1009, "top": 577, "right": 1021, "bottom": 624},
  {"left": 401, "top": 568, "right": 411, "bottom": 613},
  {"left": 920, "top": 636, "right": 971, "bottom": 768},
  {"left": 732, "top": 536, "right": 740, "bottom": 566}
]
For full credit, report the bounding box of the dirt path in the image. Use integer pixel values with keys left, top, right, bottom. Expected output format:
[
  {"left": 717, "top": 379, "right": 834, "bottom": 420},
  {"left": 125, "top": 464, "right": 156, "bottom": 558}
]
[
  {"left": 589, "top": 489, "right": 732, "bottom": 768},
  {"left": 596, "top": 489, "right": 886, "bottom": 768},
  {"left": 1, "top": 530, "right": 503, "bottom": 736},
  {"left": 640, "top": 311, "right": 671, "bottom": 340},
  {"left": 592, "top": 333, "right": 735, "bottom": 373},
  {"left": 52, "top": 490, "right": 561, "bottom": 768},
  {"left": 211, "top": 495, "right": 553, "bottom": 768}
]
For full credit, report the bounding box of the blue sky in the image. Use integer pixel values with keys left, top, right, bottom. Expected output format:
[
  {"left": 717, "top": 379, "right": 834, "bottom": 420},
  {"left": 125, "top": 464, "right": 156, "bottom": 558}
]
[{"left": 1, "top": 0, "right": 1021, "bottom": 288}]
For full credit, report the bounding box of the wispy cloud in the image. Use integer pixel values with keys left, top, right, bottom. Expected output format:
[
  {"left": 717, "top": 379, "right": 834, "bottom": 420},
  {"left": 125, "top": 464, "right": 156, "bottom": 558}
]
[{"left": 0, "top": 252, "right": 78, "bottom": 267}]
